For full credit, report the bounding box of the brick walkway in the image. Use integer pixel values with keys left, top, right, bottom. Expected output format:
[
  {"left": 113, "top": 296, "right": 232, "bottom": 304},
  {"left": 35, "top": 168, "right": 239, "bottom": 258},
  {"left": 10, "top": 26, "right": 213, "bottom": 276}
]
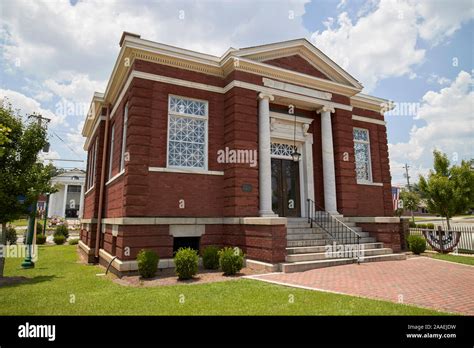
[{"left": 249, "top": 257, "right": 474, "bottom": 315}]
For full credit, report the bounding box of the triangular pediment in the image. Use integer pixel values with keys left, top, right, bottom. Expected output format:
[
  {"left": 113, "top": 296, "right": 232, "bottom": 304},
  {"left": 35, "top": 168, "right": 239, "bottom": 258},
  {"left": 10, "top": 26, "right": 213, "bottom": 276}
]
[
  {"left": 262, "top": 54, "right": 332, "bottom": 81},
  {"left": 230, "top": 39, "right": 363, "bottom": 90}
]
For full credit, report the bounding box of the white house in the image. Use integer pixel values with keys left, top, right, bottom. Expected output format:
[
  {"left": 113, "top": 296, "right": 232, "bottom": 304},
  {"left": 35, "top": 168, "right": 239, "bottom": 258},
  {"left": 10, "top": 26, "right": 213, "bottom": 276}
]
[{"left": 48, "top": 168, "right": 86, "bottom": 219}]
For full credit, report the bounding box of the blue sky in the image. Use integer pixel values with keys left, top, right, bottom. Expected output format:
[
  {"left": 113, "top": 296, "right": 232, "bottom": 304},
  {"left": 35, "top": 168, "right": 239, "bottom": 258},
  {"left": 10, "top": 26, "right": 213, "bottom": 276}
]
[{"left": 0, "top": 0, "right": 473, "bottom": 185}]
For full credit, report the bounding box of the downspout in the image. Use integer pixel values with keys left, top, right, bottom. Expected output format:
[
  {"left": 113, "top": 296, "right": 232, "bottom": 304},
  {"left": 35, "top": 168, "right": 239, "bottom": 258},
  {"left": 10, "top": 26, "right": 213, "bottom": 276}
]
[{"left": 94, "top": 104, "right": 110, "bottom": 260}]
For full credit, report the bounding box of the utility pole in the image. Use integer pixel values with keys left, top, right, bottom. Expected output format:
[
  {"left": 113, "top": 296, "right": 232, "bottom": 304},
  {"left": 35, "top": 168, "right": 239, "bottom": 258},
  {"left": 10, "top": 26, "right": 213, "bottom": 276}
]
[
  {"left": 402, "top": 163, "right": 415, "bottom": 224},
  {"left": 28, "top": 114, "right": 51, "bottom": 126},
  {"left": 404, "top": 163, "right": 411, "bottom": 191},
  {"left": 21, "top": 114, "right": 51, "bottom": 269}
]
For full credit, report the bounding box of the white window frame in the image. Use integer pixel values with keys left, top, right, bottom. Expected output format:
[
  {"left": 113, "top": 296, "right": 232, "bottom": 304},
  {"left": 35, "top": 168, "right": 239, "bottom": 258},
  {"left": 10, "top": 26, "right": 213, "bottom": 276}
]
[
  {"left": 108, "top": 124, "right": 115, "bottom": 180},
  {"left": 86, "top": 139, "right": 97, "bottom": 191},
  {"left": 353, "top": 127, "right": 373, "bottom": 184},
  {"left": 120, "top": 103, "right": 128, "bottom": 171},
  {"left": 166, "top": 95, "right": 209, "bottom": 171},
  {"left": 86, "top": 145, "right": 91, "bottom": 190},
  {"left": 92, "top": 138, "right": 97, "bottom": 187}
]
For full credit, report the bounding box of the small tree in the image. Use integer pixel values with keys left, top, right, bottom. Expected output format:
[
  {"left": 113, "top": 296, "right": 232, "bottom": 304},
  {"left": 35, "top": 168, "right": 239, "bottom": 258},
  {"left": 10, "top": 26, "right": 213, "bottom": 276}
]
[
  {"left": 0, "top": 103, "right": 57, "bottom": 277},
  {"left": 399, "top": 190, "right": 421, "bottom": 223},
  {"left": 418, "top": 150, "right": 474, "bottom": 230}
]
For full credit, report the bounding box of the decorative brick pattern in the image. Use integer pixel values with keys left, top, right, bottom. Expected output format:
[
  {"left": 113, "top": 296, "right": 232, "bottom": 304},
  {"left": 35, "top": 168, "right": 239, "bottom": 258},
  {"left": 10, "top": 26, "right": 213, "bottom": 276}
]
[{"left": 252, "top": 258, "right": 474, "bottom": 315}]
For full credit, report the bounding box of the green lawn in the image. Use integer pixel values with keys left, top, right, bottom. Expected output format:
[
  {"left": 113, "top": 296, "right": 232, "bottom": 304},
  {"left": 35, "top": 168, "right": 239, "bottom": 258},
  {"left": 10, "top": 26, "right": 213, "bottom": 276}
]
[
  {"left": 428, "top": 253, "right": 474, "bottom": 266},
  {"left": 0, "top": 245, "right": 447, "bottom": 315},
  {"left": 9, "top": 218, "right": 28, "bottom": 227}
]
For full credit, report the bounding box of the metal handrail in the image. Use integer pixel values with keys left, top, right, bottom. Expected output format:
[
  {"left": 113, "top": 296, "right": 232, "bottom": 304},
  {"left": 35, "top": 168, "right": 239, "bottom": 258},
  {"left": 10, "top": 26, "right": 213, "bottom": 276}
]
[{"left": 306, "top": 198, "right": 361, "bottom": 249}]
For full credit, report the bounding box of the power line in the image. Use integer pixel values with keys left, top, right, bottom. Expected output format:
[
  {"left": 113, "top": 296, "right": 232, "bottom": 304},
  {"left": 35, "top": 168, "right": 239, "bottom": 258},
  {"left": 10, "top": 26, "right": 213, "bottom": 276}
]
[{"left": 51, "top": 131, "right": 83, "bottom": 159}]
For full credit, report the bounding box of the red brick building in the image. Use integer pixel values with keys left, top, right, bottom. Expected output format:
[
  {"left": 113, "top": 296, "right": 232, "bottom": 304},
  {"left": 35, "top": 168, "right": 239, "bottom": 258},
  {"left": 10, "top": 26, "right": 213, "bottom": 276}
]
[{"left": 79, "top": 32, "right": 406, "bottom": 275}]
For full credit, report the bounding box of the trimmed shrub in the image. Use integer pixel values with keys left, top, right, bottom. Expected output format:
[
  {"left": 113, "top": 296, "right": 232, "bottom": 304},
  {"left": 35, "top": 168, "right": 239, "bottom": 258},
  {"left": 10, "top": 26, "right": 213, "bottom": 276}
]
[
  {"left": 408, "top": 221, "right": 417, "bottom": 228},
  {"left": 174, "top": 247, "right": 199, "bottom": 280},
  {"left": 426, "top": 223, "right": 435, "bottom": 230},
  {"left": 202, "top": 246, "right": 220, "bottom": 270},
  {"left": 54, "top": 225, "right": 69, "bottom": 239},
  {"left": 407, "top": 235, "right": 426, "bottom": 254},
  {"left": 218, "top": 247, "right": 245, "bottom": 276},
  {"left": 36, "top": 222, "right": 43, "bottom": 235},
  {"left": 137, "top": 249, "right": 159, "bottom": 279},
  {"left": 36, "top": 234, "right": 47, "bottom": 245},
  {"left": 69, "top": 238, "right": 79, "bottom": 245},
  {"left": 5, "top": 226, "right": 17, "bottom": 245},
  {"left": 53, "top": 235, "right": 66, "bottom": 245}
]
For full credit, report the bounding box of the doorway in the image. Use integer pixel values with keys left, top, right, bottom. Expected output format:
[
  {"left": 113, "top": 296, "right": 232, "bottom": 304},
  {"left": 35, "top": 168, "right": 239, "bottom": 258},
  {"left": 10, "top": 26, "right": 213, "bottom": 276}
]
[{"left": 271, "top": 158, "right": 301, "bottom": 217}]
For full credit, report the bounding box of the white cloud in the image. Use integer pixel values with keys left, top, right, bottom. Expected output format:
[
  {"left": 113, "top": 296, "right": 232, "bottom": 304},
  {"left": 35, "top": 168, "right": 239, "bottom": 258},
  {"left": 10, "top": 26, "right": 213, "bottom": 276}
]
[
  {"left": 389, "top": 70, "right": 474, "bottom": 184},
  {"left": 43, "top": 72, "right": 106, "bottom": 105},
  {"left": 310, "top": 0, "right": 473, "bottom": 92},
  {"left": 416, "top": 0, "right": 474, "bottom": 45},
  {"left": 38, "top": 150, "right": 60, "bottom": 163},
  {"left": 66, "top": 120, "right": 86, "bottom": 153},
  {"left": 0, "top": 0, "right": 310, "bottom": 80},
  {"left": 427, "top": 74, "right": 451, "bottom": 86},
  {"left": 311, "top": 0, "right": 425, "bottom": 91},
  {"left": 0, "top": 89, "right": 65, "bottom": 126}
]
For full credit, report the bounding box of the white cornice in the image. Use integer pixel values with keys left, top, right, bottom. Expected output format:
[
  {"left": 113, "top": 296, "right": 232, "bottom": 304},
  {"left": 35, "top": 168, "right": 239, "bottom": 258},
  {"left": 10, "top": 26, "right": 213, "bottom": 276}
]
[
  {"left": 352, "top": 115, "right": 386, "bottom": 126},
  {"left": 82, "top": 34, "right": 386, "bottom": 141},
  {"left": 110, "top": 70, "right": 353, "bottom": 115},
  {"left": 351, "top": 94, "right": 394, "bottom": 114}
]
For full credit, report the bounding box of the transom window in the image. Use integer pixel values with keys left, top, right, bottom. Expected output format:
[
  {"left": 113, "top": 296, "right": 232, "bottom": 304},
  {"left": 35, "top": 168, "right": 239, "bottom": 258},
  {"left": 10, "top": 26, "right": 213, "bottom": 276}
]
[
  {"left": 271, "top": 142, "right": 297, "bottom": 158},
  {"left": 167, "top": 95, "right": 208, "bottom": 169},
  {"left": 353, "top": 128, "right": 372, "bottom": 182}
]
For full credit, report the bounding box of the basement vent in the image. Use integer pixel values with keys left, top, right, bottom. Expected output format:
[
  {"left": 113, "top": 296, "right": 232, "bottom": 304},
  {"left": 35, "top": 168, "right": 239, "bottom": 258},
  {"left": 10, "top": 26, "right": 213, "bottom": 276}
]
[{"left": 173, "top": 237, "right": 200, "bottom": 254}]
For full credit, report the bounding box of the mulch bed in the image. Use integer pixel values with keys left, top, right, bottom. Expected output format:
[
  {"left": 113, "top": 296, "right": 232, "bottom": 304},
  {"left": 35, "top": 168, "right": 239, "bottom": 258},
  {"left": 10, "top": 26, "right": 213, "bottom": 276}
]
[{"left": 113, "top": 266, "right": 265, "bottom": 287}]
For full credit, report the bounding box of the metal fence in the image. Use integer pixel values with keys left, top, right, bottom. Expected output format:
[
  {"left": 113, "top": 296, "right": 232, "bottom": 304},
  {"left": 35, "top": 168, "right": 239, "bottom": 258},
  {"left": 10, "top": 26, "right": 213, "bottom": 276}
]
[{"left": 409, "top": 225, "right": 474, "bottom": 254}]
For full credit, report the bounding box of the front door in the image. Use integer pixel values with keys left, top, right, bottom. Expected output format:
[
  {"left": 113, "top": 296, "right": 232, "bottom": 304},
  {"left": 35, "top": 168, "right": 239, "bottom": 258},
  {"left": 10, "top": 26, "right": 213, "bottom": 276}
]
[{"left": 271, "top": 158, "right": 300, "bottom": 217}]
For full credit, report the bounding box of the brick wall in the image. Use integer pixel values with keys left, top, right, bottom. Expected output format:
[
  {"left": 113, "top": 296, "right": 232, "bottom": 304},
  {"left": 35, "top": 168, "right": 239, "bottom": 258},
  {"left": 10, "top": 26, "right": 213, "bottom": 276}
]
[
  {"left": 223, "top": 87, "right": 259, "bottom": 216},
  {"left": 332, "top": 108, "right": 358, "bottom": 215},
  {"left": 263, "top": 55, "right": 330, "bottom": 80},
  {"left": 83, "top": 123, "right": 105, "bottom": 219},
  {"left": 357, "top": 222, "right": 405, "bottom": 252},
  {"left": 116, "top": 225, "right": 173, "bottom": 260}
]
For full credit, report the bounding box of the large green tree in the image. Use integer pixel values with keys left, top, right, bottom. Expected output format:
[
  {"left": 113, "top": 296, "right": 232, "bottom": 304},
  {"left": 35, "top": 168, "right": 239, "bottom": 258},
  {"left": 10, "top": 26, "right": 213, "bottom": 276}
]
[
  {"left": 0, "top": 103, "right": 57, "bottom": 277},
  {"left": 419, "top": 150, "right": 474, "bottom": 229}
]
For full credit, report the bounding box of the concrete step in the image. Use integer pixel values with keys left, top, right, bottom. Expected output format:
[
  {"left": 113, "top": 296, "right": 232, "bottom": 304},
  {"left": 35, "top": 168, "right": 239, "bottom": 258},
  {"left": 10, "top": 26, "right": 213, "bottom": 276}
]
[
  {"left": 325, "top": 230, "right": 369, "bottom": 237},
  {"left": 287, "top": 239, "right": 326, "bottom": 247},
  {"left": 281, "top": 252, "right": 406, "bottom": 273},
  {"left": 359, "top": 253, "right": 407, "bottom": 263},
  {"left": 325, "top": 226, "right": 363, "bottom": 233},
  {"left": 287, "top": 233, "right": 326, "bottom": 241},
  {"left": 287, "top": 220, "right": 312, "bottom": 228},
  {"left": 287, "top": 227, "right": 325, "bottom": 234},
  {"left": 354, "top": 237, "right": 375, "bottom": 243},
  {"left": 286, "top": 242, "right": 384, "bottom": 255},
  {"left": 281, "top": 258, "right": 355, "bottom": 273},
  {"left": 286, "top": 247, "right": 393, "bottom": 262}
]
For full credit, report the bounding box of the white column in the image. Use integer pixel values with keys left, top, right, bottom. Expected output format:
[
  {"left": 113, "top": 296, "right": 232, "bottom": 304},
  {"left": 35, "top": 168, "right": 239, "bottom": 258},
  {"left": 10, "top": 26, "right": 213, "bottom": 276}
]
[
  {"left": 79, "top": 184, "right": 85, "bottom": 219},
  {"left": 317, "top": 106, "right": 338, "bottom": 214},
  {"left": 62, "top": 184, "right": 68, "bottom": 219},
  {"left": 258, "top": 92, "right": 276, "bottom": 217},
  {"left": 301, "top": 134, "right": 315, "bottom": 217}
]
